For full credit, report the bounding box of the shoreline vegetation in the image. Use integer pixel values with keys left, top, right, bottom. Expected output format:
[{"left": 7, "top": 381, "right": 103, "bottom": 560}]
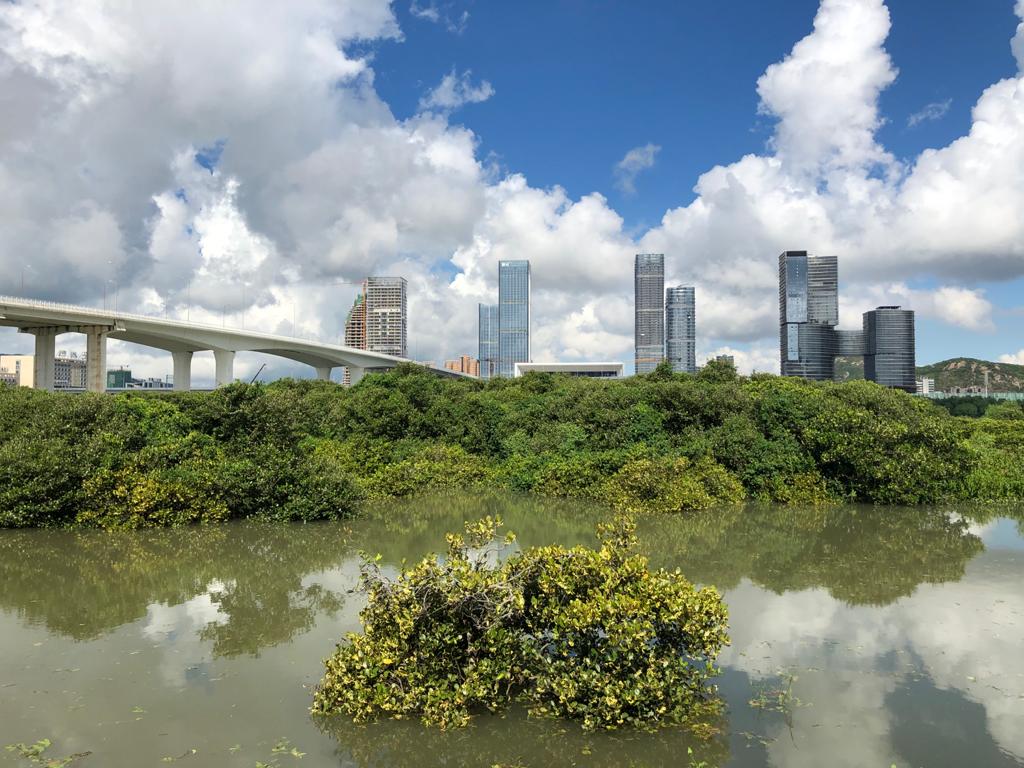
[{"left": 2, "top": 360, "right": 1023, "bottom": 530}]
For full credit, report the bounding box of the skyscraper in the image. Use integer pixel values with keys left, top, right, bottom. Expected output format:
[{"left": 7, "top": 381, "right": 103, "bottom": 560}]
[
  {"left": 497, "top": 260, "right": 530, "bottom": 378},
  {"left": 779, "top": 250, "right": 840, "bottom": 380},
  {"left": 778, "top": 251, "right": 915, "bottom": 390},
  {"left": 342, "top": 277, "right": 406, "bottom": 384},
  {"left": 864, "top": 306, "right": 916, "bottom": 392},
  {"left": 365, "top": 277, "right": 407, "bottom": 358},
  {"left": 634, "top": 253, "right": 665, "bottom": 374},
  {"left": 665, "top": 286, "right": 696, "bottom": 374},
  {"left": 478, "top": 303, "right": 499, "bottom": 380}
]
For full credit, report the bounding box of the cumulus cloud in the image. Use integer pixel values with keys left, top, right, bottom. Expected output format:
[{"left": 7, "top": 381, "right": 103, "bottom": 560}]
[
  {"left": 613, "top": 143, "right": 661, "bottom": 195},
  {"left": 1, "top": 0, "right": 1023, "bottom": 380},
  {"left": 419, "top": 69, "right": 494, "bottom": 111},
  {"left": 907, "top": 98, "right": 952, "bottom": 127},
  {"left": 999, "top": 349, "right": 1024, "bottom": 365}
]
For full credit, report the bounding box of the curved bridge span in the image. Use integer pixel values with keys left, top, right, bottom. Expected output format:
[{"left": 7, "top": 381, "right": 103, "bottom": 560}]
[{"left": 0, "top": 296, "right": 458, "bottom": 391}]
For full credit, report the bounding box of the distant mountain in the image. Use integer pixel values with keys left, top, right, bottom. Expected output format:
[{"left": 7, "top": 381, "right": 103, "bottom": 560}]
[
  {"left": 832, "top": 356, "right": 1024, "bottom": 392},
  {"left": 916, "top": 358, "right": 1024, "bottom": 393}
]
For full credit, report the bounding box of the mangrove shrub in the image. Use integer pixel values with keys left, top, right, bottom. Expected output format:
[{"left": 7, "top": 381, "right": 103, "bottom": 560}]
[{"left": 312, "top": 516, "right": 729, "bottom": 732}]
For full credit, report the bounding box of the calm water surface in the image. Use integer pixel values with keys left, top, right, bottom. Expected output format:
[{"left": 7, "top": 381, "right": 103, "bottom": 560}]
[{"left": 1, "top": 495, "right": 1022, "bottom": 767}]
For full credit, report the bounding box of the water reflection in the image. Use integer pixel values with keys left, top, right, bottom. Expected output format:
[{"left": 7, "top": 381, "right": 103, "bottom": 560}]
[
  {"left": 0, "top": 524, "right": 352, "bottom": 652},
  {"left": 0, "top": 495, "right": 1021, "bottom": 767}
]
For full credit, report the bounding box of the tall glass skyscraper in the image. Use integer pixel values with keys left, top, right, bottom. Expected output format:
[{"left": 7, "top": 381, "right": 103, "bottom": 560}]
[
  {"left": 779, "top": 251, "right": 839, "bottom": 380},
  {"left": 864, "top": 307, "right": 916, "bottom": 392},
  {"left": 778, "top": 251, "right": 915, "bottom": 390},
  {"left": 478, "top": 303, "right": 499, "bottom": 380},
  {"left": 497, "top": 260, "right": 530, "bottom": 378},
  {"left": 634, "top": 253, "right": 665, "bottom": 374},
  {"left": 665, "top": 286, "right": 696, "bottom": 374}
]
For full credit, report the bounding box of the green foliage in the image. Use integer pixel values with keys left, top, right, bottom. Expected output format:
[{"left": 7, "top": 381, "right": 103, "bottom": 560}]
[
  {"left": 985, "top": 401, "right": 1024, "bottom": 420},
  {"left": 312, "top": 516, "right": 729, "bottom": 732},
  {"left": 2, "top": 365, "right": 1021, "bottom": 530},
  {"left": 598, "top": 457, "right": 745, "bottom": 514}
]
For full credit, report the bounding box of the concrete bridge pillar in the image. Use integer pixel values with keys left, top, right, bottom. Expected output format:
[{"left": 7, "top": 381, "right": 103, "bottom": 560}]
[
  {"left": 214, "top": 350, "right": 235, "bottom": 387},
  {"left": 85, "top": 328, "right": 108, "bottom": 393},
  {"left": 315, "top": 366, "right": 333, "bottom": 381},
  {"left": 32, "top": 329, "right": 56, "bottom": 391},
  {"left": 348, "top": 365, "right": 365, "bottom": 386},
  {"left": 172, "top": 351, "right": 193, "bottom": 391}
]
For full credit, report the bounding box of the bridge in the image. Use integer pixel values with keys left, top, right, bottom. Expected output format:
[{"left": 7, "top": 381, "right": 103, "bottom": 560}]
[{"left": 0, "top": 296, "right": 460, "bottom": 392}]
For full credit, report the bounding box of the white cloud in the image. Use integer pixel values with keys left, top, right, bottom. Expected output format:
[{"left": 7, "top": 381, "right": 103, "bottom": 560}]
[
  {"left": 999, "top": 349, "right": 1024, "bottom": 365},
  {"left": 419, "top": 69, "right": 494, "bottom": 112},
  {"left": 409, "top": 1, "right": 469, "bottom": 34},
  {"left": 614, "top": 143, "right": 661, "bottom": 195},
  {"left": 907, "top": 98, "right": 952, "bottom": 127}
]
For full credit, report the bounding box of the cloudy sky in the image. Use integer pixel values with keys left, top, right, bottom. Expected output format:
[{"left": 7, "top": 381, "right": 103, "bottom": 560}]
[{"left": 1, "top": 0, "right": 1023, "bottom": 382}]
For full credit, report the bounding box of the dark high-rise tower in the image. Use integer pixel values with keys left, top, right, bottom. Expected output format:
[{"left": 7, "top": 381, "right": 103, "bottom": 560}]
[
  {"left": 778, "top": 251, "right": 839, "bottom": 380},
  {"left": 665, "top": 285, "right": 696, "bottom": 374},
  {"left": 634, "top": 253, "right": 665, "bottom": 374},
  {"left": 864, "top": 307, "right": 916, "bottom": 392}
]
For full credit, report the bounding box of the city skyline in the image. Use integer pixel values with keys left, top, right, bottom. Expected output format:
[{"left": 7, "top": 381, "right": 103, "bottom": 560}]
[{"left": 1, "top": 1, "right": 1022, "bottom": 382}]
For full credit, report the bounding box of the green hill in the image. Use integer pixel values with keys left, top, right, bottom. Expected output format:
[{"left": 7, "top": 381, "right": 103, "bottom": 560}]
[
  {"left": 916, "top": 357, "right": 1024, "bottom": 393},
  {"left": 833, "top": 356, "right": 1024, "bottom": 392}
]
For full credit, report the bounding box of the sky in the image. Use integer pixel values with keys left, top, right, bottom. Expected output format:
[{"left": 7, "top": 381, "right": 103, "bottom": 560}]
[{"left": 1, "top": 0, "right": 1023, "bottom": 383}]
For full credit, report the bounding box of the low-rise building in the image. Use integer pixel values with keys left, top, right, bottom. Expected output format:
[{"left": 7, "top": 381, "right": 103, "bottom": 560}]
[
  {"left": 948, "top": 385, "right": 985, "bottom": 395},
  {"left": 916, "top": 377, "right": 935, "bottom": 395},
  {"left": 0, "top": 354, "right": 34, "bottom": 388},
  {"left": 444, "top": 355, "right": 480, "bottom": 377},
  {"left": 514, "top": 362, "right": 624, "bottom": 379},
  {"left": 0, "top": 368, "right": 16, "bottom": 387},
  {"left": 107, "top": 367, "right": 133, "bottom": 389},
  {"left": 54, "top": 352, "right": 87, "bottom": 389}
]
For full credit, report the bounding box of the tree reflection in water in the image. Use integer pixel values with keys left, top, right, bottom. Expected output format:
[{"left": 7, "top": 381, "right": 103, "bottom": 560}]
[{"left": 0, "top": 494, "right": 1014, "bottom": 660}]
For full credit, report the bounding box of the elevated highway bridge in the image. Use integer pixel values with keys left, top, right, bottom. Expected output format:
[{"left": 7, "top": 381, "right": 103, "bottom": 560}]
[{"left": 0, "top": 296, "right": 463, "bottom": 392}]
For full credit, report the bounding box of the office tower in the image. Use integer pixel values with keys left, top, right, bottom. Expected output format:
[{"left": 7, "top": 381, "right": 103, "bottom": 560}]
[
  {"left": 497, "top": 260, "right": 530, "bottom": 378},
  {"left": 478, "top": 303, "right": 499, "bottom": 380},
  {"left": 778, "top": 250, "right": 839, "bottom": 380},
  {"left": 365, "top": 277, "right": 407, "bottom": 358},
  {"left": 778, "top": 251, "right": 916, "bottom": 390},
  {"left": 634, "top": 253, "right": 665, "bottom": 374},
  {"left": 665, "top": 286, "right": 696, "bottom": 374},
  {"left": 863, "top": 307, "right": 916, "bottom": 392}
]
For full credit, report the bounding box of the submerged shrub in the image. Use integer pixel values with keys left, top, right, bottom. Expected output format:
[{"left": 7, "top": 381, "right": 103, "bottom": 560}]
[{"left": 312, "top": 516, "right": 728, "bottom": 732}]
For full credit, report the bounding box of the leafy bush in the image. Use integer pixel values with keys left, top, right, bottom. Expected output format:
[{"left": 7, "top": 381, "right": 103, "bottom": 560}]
[
  {"left": 312, "top": 516, "right": 728, "bottom": 732},
  {"left": 598, "top": 457, "right": 745, "bottom": 514}
]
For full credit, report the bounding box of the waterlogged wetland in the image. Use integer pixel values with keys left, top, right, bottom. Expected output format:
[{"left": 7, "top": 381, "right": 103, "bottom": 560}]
[{"left": 2, "top": 494, "right": 1023, "bottom": 768}]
